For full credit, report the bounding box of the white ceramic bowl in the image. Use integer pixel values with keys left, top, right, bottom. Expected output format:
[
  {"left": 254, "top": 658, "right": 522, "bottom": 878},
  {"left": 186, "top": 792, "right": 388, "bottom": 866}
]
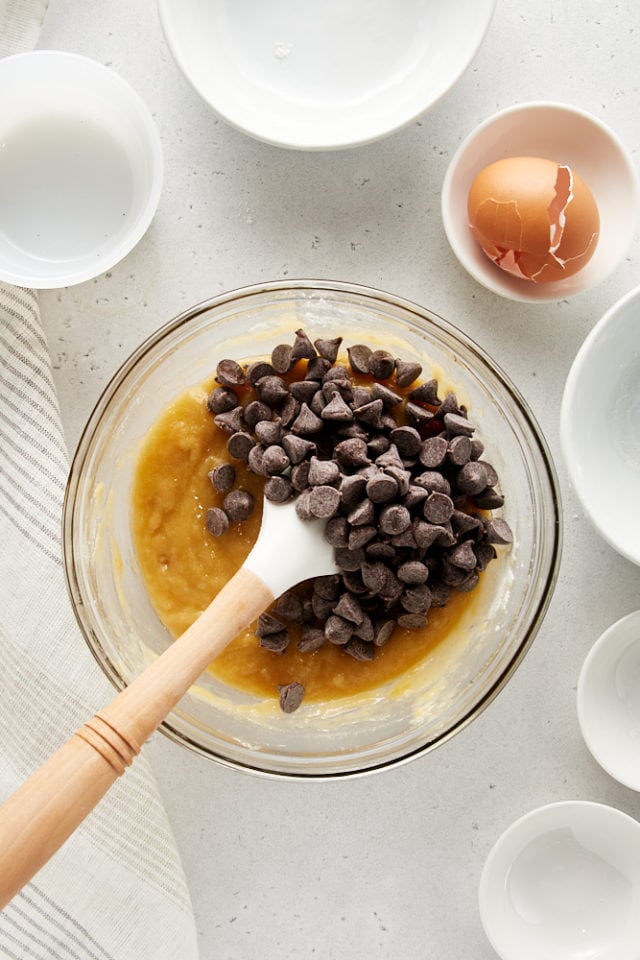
[
  {"left": 578, "top": 611, "right": 640, "bottom": 791},
  {"left": 442, "top": 101, "right": 639, "bottom": 302},
  {"left": 0, "top": 51, "right": 163, "bottom": 289},
  {"left": 479, "top": 801, "right": 640, "bottom": 960},
  {"left": 560, "top": 284, "right": 640, "bottom": 565},
  {"left": 158, "top": 0, "right": 496, "bottom": 150}
]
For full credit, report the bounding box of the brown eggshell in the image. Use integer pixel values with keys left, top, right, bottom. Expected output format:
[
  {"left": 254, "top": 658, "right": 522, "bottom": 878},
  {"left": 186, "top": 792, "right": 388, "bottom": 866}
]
[{"left": 467, "top": 156, "right": 600, "bottom": 283}]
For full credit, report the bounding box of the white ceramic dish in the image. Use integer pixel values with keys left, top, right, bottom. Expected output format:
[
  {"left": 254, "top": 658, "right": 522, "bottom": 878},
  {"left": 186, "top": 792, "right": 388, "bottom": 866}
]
[
  {"left": 479, "top": 801, "right": 640, "bottom": 960},
  {"left": 0, "top": 51, "right": 163, "bottom": 289},
  {"left": 158, "top": 0, "right": 496, "bottom": 150},
  {"left": 441, "top": 101, "right": 639, "bottom": 302},
  {"left": 578, "top": 610, "right": 640, "bottom": 791},
  {"left": 560, "top": 284, "right": 640, "bottom": 565}
]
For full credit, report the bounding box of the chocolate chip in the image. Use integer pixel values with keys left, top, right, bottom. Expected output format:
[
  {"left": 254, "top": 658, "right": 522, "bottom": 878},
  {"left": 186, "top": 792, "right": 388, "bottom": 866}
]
[
  {"left": 414, "top": 471, "right": 451, "bottom": 495},
  {"left": 254, "top": 419, "right": 284, "bottom": 445},
  {"left": 244, "top": 400, "right": 272, "bottom": 428},
  {"left": 310, "top": 391, "right": 327, "bottom": 416},
  {"left": 448, "top": 435, "right": 472, "bottom": 466},
  {"left": 406, "top": 402, "right": 435, "bottom": 426},
  {"left": 447, "top": 540, "right": 477, "bottom": 571},
  {"left": 354, "top": 398, "right": 384, "bottom": 428},
  {"left": 313, "top": 574, "right": 341, "bottom": 600},
  {"left": 291, "top": 461, "right": 311, "bottom": 491},
  {"left": 281, "top": 433, "right": 315, "bottom": 465},
  {"left": 264, "top": 476, "right": 294, "bottom": 502},
  {"left": 260, "top": 630, "right": 290, "bottom": 654},
  {"left": 256, "top": 612, "right": 286, "bottom": 636},
  {"left": 333, "top": 592, "right": 365, "bottom": 625},
  {"left": 419, "top": 436, "right": 448, "bottom": 469},
  {"left": 484, "top": 518, "right": 513, "bottom": 545},
  {"left": 216, "top": 358, "right": 245, "bottom": 386},
  {"left": 408, "top": 379, "right": 439, "bottom": 405},
  {"left": 325, "top": 615, "right": 353, "bottom": 645},
  {"left": 379, "top": 504, "right": 411, "bottom": 536},
  {"left": 456, "top": 461, "right": 489, "bottom": 495},
  {"left": 413, "top": 520, "right": 446, "bottom": 550},
  {"left": 366, "top": 473, "right": 398, "bottom": 503},
  {"left": 290, "top": 328, "right": 317, "bottom": 362},
  {"left": 373, "top": 619, "right": 396, "bottom": 646},
  {"left": 298, "top": 626, "right": 326, "bottom": 653},
  {"left": 344, "top": 637, "right": 375, "bottom": 661},
  {"left": 271, "top": 343, "right": 295, "bottom": 374},
  {"left": 401, "top": 584, "right": 432, "bottom": 614},
  {"left": 278, "top": 681, "right": 305, "bottom": 713},
  {"left": 478, "top": 461, "right": 499, "bottom": 488},
  {"left": 309, "top": 485, "right": 341, "bottom": 518},
  {"left": 372, "top": 382, "right": 403, "bottom": 407},
  {"left": 423, "top": 492, "right": 454, "bottom": 524},
  {"left": 390, "top": 426, "right": 422, "bottom": 458},
  {"left": 307, "top": 456, "right": 340, "bottom": 486},
  {"left": 347, "top": 343, "right": 372, "bottom": 373},
  {"left": 470, "top": 439, "right": 485, "bottom": 460},
  {"left": 444, "top": 412, "right": 475, "bottom": 437},
  {"left": 339, "top": 473, "right": 367, "bottom": 507},
  {"left": 256, "top": 375, "right": 289, "bottom": 405},
  {"left": 334, "top": 547, "right": 365, "bottom": 572},
  {"left": 227, "top": 431, "right": 255, "bottom": 461},
  {"left": 311, "top": 592, "right": 335, "bottom": 620},
  {"left": 291, "top": 402, "right": 323, "bottom": 436},
  {"left": 368, "top": 350, "right": 395, "bottom": 380},
  {"left": 214, "top": 407, "right": 245, "bottom": 434},
  {"left": 247, "top": 443, "right": 267, "bottom": 476},
  {"left": 246, "top": 360, "right": 275, "bottom": 386},
  {"left": 205, "top": 507, "right": 229, "bottom": 537},
  {"left": 314, "top": 337, "right": 343, "bottom": 363},
  {"left": 222, "top": 489, "right": 254, "bottom": 521},
  {"left": 275, "top": 591, "right": 305, "bottom": 622},
  {"left": 403, "top": 485, "right": 428, "bottom": 511},
  {"left": 394, "top": 359, "right": 423, "bottom": 388},
  {"left": 321, "top": 391, "right": 354, "bottom": 421},
  {"left": 335, "top": 438, "right": 370, "bottom": 470},
  {"left": 208, "top": 463, "right": 235, "bottom": 492},
  {"left": 472, "top": 488, "right": 505, "bottom": 509},
  {"left": 207, "top": 386, "right": 238, "bottom": 414},
  {"left": 325, "top": 517, "right": 349, "bottom": 548},
  {"left": 290, "top": 380, "right": 320, "bottom": 403},
  {"left": 262, "top": 445, "right": 290, "bottom": 475},
  {"left": 397, "top": 561, "right": 429, "bottom": 584},
  {"left": 397, "top": 612, "right": 428, "bottom": 630}
]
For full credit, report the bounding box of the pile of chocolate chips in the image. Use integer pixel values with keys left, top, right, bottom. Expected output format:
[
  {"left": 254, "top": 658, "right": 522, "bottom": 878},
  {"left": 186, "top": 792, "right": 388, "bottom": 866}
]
[{"left": 205, "top": 329, "right": 513, "bottom": 714}]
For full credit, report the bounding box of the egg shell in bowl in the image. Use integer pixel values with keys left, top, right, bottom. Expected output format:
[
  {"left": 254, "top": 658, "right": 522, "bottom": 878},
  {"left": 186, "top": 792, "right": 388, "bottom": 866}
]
[
  {"left": 442, "top": 101, "right": 639, "bottom": 302},
  {"left": 468, "top": 156, "right": 600, "bottom": 283}
]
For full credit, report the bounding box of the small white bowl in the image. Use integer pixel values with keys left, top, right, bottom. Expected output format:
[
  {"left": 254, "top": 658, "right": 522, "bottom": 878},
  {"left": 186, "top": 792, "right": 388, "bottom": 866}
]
[
  {"left": 578, "top": 611, "right": 640, "bottom": 791},
  {"left": 441, "top": 101, "right": 639, "bottom": 302},
  {"left": 0, "top": 51, "right": 163, "bottom": 289},
  {"left": 560, "top": 284, "right": 640, "bottom": 565},
  {"left": 158, "top": 0, "right": 496, "bottom": 150},
  {"left": 479, "top": 801, "right": 640, "bottom": 960}
]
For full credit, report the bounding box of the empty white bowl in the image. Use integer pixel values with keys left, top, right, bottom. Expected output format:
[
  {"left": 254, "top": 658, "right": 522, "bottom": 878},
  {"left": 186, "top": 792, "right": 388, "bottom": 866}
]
[
  {"left": 479, "top": 801, "right": 640, "bottom": 960},
  {"left": 560, "top": 284, "right": 640, "bottom": 565},
  {"left": 578, "top": 611, "right": 640, "bottom": 791},
  {"left": 442, "top": 101, "right": 639, "bottom": 302},
  {"left": 158, "top": 0, "right": 496, "bottom": 150},
  {"left": 0, "top": 51, "right": 163, "bottom": 288}
]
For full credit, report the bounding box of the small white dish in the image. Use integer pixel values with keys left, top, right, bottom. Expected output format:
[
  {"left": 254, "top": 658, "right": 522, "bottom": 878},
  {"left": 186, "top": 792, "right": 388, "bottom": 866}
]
[
  {"left": 479, "top": 801, "right": 640, "bottom": 960},
  {"left": 158, "top": 0, "right": 496, "bottom": 150},
  {"left": 578, "top": 611, "right": 640, "bottom": 791},
  {"left": 560, "top": 284, "right": 640, "bottom": 565},
  {"left": 441, "top": 101, "right": 639, "bottom": 302},
  {"left": 0, "top": 51, "right": 163, "bottom": 289}
]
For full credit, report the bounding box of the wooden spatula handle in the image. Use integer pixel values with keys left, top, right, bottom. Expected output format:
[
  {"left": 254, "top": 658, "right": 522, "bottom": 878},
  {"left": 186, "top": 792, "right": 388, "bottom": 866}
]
[{"left": 0, "top": 567, "right": 272, "bottom": 909}]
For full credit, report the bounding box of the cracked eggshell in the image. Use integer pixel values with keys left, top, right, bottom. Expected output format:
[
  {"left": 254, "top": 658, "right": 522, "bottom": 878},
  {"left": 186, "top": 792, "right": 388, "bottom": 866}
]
[{"left": 468, "top": 156, "right": 600, "bottom": 283}]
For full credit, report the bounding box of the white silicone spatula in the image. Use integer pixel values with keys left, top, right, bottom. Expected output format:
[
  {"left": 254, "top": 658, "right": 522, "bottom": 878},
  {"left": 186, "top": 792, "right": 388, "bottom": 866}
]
[{"left": 0, "top": 497, "right": 338, "bottom": 908}]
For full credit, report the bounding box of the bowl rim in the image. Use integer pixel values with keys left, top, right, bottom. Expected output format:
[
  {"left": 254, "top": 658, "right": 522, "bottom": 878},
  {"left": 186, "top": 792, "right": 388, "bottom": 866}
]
[
  {"left": 0, "top": 49, "right": 163, "bottom": 289},
  {"left": 441, "top": 99, "right": 640, "bottom": 302},
  {"left": 63, "top": 278, "right": 562, "bottom": 779},
  {"left": 157, "top": 0, "right": 497, "bottom": 150},
  {"left": 560, "top": 282, "right": 640, "bottom": 566}
]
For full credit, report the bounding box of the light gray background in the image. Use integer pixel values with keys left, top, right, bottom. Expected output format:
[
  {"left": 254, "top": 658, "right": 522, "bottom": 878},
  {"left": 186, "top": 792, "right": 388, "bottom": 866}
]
[{"left": 38, "top": 2, "right": 640, "bottom": 957}]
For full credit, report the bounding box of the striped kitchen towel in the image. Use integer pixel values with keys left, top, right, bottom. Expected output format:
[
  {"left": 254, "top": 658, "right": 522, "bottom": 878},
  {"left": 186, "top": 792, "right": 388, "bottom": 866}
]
[{"left": 0, "top": 193, "right": 199, "bottom": 960}]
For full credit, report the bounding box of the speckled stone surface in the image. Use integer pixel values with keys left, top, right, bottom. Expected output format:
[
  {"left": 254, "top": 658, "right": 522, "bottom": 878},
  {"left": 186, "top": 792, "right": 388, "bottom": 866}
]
[{"left": 38, "top": 2, "right": 640, "bottom": 957}]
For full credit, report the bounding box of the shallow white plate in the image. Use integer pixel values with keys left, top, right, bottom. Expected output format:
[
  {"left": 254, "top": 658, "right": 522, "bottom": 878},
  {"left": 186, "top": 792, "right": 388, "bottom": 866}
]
[
  {"left": 578, "top": 611, "right": 640, "bottom": 791},
  {"left": 560, "top": 283, "right": 640, "bottom": 565},
  {"left": 442, "top": 102, "right": 639, "bottom": 301},
  {"left": 479, "top": 801, "right": 640, "bottom": 960},
  {"left": 158, "top": 0, "right": 496, "bottom": 150}
]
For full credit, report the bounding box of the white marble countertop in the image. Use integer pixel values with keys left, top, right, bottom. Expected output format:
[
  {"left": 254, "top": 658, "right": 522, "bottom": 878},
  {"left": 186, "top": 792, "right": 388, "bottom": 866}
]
[{"left": 38, "top": 1, "right": 640, "bottom": 957}]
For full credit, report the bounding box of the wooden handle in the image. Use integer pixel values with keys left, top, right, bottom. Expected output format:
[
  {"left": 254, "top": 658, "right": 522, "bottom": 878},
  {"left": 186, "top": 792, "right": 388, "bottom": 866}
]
[{"left": 0, "top": 566, "right": 273, "bottom": 909}]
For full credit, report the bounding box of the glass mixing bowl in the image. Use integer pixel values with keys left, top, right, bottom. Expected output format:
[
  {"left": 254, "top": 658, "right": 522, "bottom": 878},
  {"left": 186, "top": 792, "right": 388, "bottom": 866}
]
[{"left": 63, "top": 280, "right": 561, "bottom": 778}]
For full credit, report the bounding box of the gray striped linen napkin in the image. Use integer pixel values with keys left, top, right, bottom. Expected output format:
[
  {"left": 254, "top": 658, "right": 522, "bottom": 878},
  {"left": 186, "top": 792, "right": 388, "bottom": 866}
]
[
  {"left": 0, "top": 285, "right": 200, "bottom": 959},
  {"left": 0, "top": 3, "right": 200, "bottom": 956}
]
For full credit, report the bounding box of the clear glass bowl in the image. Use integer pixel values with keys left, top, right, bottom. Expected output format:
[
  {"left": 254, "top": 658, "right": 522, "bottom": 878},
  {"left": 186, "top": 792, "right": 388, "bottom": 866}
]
[{"left": 63, "top": 280, "right": 561, "bottom": 778}]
